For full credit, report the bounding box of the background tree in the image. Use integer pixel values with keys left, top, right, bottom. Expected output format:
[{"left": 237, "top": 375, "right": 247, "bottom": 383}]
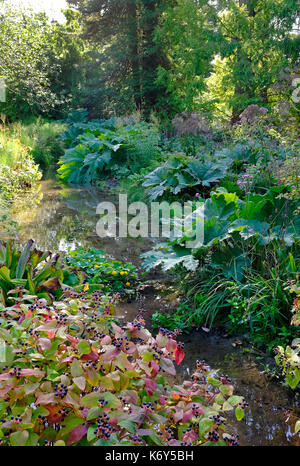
[
  {"left": 68, "top": 0, "right": 175, "bottom": 118},
  {"left": 213, "top": 0, "right": 300, "bottom": 122},
  {"left": 0, "top": 3, "right": 84, "bottom": 120}
]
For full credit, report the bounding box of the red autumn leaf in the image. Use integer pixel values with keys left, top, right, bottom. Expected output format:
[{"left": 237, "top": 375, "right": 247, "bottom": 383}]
[
  {"left": 44, "top": 315, "right": 52, "bottom": 322},
  {"left": 0, "top": 373, "right": 12, "bottom": 381},
  {"left": 145, "top": 378, "right": 157, "bottom": 394},
  {"left": 174, "top": 408, "right": 183, "bottom": 422},
  {"left": 174, "top": 347, "right": 185, "bottom": 365},
  {"left": 43, "top": 405, "right": 62, "bottom": 423},
  {"left": 66, "top": 334, "right": 79, "bottom": 344},
  {"left": 80, "top": 348, "right": 99, "bottom": 361},
  {"left": 125, "top": 342, "right": 137, "bottom": 354},
  {"left": 35, "top": 393, "right": 57, "bottom": 405},
  {"left": 38, "top": 337, "right": 51, "bottom": 351},
  {"left": 26, "top": 309, "right": 32, "bottom": 318},
  {"left": 166, "top": 338, "right": 177, "bottom": 353},
  {"left": 169, "top": 439, "right": 179, "bottom": 446},
  {"left": 181, "top": 429, "right": 198, "bottom": 443},
  {"left": 150, "top": 360, "right": 159, "bottom": 376},
  {"left": 47, "top": 331, "right": 55, "bottom": 339},
  {"left": 0, "top": 385, "right": 13, "bottom": 398},
  {"left": 101, "top": 346, "right": 120, "bottom": 362},
  {"left": 182, "top": 409, "right": 194, "bottom": 423},
  {"left": 67, "top": 423, "right": 88, "bottom": 446},
  {"left": 159, "top": 395, "right": 166, "bottom": 406},
  {"left": 160, "top": 357, "right": 176, "bottom": 375},
  {"left": 172, "top": 392, "right": 181, "bottom": 401},
  {"left": 111, "top": 322, "right": 124, "bottom": 337}
]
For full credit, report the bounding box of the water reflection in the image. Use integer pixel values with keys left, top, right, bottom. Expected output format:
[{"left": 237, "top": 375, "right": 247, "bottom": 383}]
[{"left": 12, "top": 179, "right": 154, "bottom": 263}]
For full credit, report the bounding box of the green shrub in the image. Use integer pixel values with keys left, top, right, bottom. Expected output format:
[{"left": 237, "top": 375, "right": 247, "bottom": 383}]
[
  {"left": 58, "top": 112, "right": 162, "bottom": 184},
  {"left": 12, "top": 119, "right": 67, "bottom": 170},
  {"left": 142, "top": 155, "right": 229, "bottom": 201}
]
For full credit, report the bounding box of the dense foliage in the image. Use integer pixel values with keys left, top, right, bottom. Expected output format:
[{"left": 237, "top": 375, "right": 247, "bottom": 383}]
[
  {"left": 58, "top": 111, "right": 162, "bottom": 183},
  {"left": 64, "top": 247, "right": 138, "bottom": 297},
  {"left": 0, "top": 0, "right": 299, "bottom": 448},
  {"left": 0, "top": 288, "right": 245, "bottom": 446}
]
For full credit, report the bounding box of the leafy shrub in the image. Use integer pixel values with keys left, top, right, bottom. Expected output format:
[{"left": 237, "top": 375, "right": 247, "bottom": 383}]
[
  {"left": 0, "top": 199, "right": 18, "bottom": 242},
  {"left": 275, "top": 155, "right": 300, "bottom": 201},
  {"left": 0, "top": 240, "right": 82, "bottom": 306},
  {"left": 64, "top": 247, "right": 138, "bottom": 297},
  {"left": 58, "top": 126, "right": 128, "bottom": 184},
  {"left": 11, "top": 119, "right": 67, "bottom": 170},
  {"left": 0, "top": 131, "right": 42, "bottom": 200},
  {"left": 0, "top": 289, "right": 245, "bottom": 446},
  {"left": 143, "top": 155, "right": 229, "bottom": 201},
  {"left": 275, "top": 283, "right": 300, "bottom": 390},
  {"left": 142, "top": 188, "right": 300, "bottom": 280},
  {"left": 58, "top": 112, "right": 162, "bottom": 184}
]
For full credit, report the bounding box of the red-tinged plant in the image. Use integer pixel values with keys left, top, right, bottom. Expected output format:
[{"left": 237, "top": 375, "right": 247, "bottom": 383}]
[{"left": 0, "top": 289, "right": 244, "bottom": 446}]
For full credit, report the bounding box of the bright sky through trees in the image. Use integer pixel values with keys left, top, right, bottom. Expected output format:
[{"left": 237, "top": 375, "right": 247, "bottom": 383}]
[{"left": 10, "top": 0, "right": 67, "bottom": 22}]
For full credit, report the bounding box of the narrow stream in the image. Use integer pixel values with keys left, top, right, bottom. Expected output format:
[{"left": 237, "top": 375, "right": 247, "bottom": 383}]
[{"left": 11, "top": 179, "right": 300, "bottom": 446}]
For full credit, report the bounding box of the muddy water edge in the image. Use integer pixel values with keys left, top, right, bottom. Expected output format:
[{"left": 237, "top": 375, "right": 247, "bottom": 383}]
[{"left": 11, "top": 179, "right": 300, "bottom": 446}]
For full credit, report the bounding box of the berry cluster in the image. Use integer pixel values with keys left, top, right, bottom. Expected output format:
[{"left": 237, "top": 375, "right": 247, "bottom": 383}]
[
  {"left": 224, "top": 434, "right": 240, "bottom": 446},
  {"left": 192, "top": 403, "right": 202, "bottom": 417},
  {"left": 142, "top": 401, "right": 155, "bottom": 412},
  {"left": 94, "top": 414, "right": 116, "bottom": 440},
  {"left": 11, "top": 414, "right": 23, "bottom": 424},
  {"left": 54, "top": 383, "right": 68, "bottom": 399},
  {"left": 219, "top": 374, "right": 232, "bottom": 385},
  {"left": 209, "top": 414, "right": 226, "bottom": 426},
  {"left": 54, "top": 313, "right": 68, "bottom": 325},
  {"left": 130, "top": 435, "right": 143, "bottom": 445},
  {"left": 158, "top": 426, "right": 175, "bottom": 442},
  {"left": 84, "top": 361, "right": 98, "bottom": 370},
  {"left": 98, "top": 398, "right": 109, "bottom": 408},
  {"left": 208, "top": 431, "right": 219, "bottom": 442},
  {"left": 9, "top": 366, "right": 22, "bottom": 378},
  {"left": 237, "top": 399, "right": 248, "bottom": 410}
]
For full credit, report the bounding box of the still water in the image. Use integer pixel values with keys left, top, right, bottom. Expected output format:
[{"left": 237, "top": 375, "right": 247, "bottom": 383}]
[{"left": 11, "top": 179, "right": 300, "bottom": 446}]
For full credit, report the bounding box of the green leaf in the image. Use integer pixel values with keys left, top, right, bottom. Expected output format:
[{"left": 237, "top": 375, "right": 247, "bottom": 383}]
[
  {"left": 71, "top": 359, "right": 84, "bottom": 377},
  {"left": 73, "top": 376, "right": 86, "bottom": 391},
  {"left": 10, "top": 430, "right": 29, "bottom": 446},
  {"left": 235, "top": 407, "right": 244, "bottom": 421},
  {"left": 87, "top": 407, "right": 102, "bottom": 421},
  {"left": 118, "top": 420, "right": 136, "bottom": 434},
  {"left": 15, "top": 240, "right": 34, "bottom": 278},
  {"left": 77, "top": 341, "right": 91, "bottom": 355}
]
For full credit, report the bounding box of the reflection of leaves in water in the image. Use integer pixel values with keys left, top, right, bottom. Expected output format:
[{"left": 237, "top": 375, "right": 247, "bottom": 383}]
[
  {"left": 12, "top": 183, "right": 43, "bottom": 216},
  {"left": 14, "top": 183, "right": 98, "bottom": 251}
]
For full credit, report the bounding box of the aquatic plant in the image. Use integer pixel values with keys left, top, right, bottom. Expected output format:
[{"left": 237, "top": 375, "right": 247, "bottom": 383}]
[{"left": 64, "top": 247, "right": 138, "bottom": 297}]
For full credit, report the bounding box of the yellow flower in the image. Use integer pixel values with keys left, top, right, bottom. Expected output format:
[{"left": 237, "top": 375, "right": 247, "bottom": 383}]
[
  {"left": 95, "top": 265, "right": 99, "bottom": 269},
  {"left": 112, "top": 270, "right": 117, "bottom": 275},
  {"left": 125, "top": 282, "right": 130, "bottom": 287},
  {"left": 120, "top": 271, "right": 125, "bottom": 276},
  {"left": 83, "top": 283, "right": 90, "bottom": 291}
]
